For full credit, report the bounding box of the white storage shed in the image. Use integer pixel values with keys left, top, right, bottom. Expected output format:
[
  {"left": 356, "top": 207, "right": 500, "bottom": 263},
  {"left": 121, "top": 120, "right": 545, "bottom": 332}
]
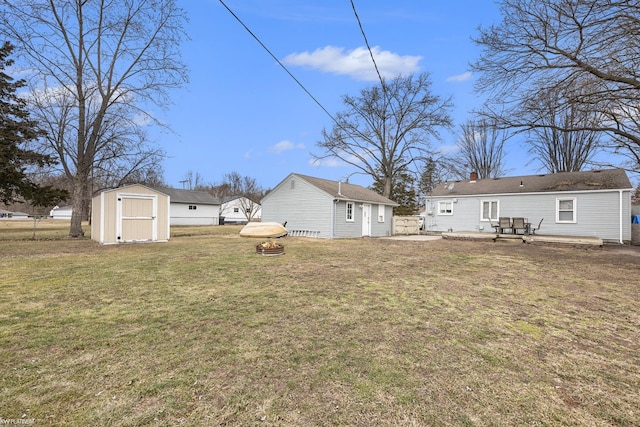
[{"left": 91, "top": 184, "right": 170, "bottom": 244}]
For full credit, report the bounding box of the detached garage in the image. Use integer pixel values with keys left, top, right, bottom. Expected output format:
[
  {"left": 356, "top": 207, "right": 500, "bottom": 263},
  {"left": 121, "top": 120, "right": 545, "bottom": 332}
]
[{"left": 92, "top": 184, "right": 170, "bottom": 244}]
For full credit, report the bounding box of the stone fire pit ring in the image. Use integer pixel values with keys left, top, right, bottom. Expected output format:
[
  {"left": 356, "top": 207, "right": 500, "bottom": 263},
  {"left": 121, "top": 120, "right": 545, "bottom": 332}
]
[{"left": 256, "top": 241, "right": 285, "bottom": 256}]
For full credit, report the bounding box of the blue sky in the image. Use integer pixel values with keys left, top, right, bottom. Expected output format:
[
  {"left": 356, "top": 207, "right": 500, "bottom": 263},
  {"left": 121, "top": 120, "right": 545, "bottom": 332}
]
[{"left": 155, "top": 0, "right": 518, "bottom": 190}]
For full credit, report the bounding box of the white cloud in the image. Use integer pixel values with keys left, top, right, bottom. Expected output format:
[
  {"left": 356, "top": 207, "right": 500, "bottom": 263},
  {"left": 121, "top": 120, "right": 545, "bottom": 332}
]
[
  {"left": 283, "top": 45, "right": 421, "bottom": 81},
  {"left": 446, "top": 71, "right": 473, "bottom": 82},
  {"left": 437, "top": 144, "right": 460, "bottom": 155},
  {"left": 269, "top": 140, "right": 305, "bottom": 154}
]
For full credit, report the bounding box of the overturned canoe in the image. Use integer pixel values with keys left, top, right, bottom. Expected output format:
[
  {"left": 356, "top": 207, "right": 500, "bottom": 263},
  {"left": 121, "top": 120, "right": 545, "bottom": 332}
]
[{"left": 239, "top": 222, "right": 288, "bottom": 238}]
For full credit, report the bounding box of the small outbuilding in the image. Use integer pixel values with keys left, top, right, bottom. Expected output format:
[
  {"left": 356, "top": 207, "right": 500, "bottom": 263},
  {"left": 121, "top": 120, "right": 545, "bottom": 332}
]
[
  {"left": 261, "top": 173, "right": 398, "bottom": 238},
  {"left": 91, "top": 184, "right": 170, "bottom": 244}
]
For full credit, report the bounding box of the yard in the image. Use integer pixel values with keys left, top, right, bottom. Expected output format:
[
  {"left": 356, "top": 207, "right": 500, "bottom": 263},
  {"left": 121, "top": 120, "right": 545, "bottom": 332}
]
[{"left": 1, "top": 221, "right": 638, "bottom": 426}]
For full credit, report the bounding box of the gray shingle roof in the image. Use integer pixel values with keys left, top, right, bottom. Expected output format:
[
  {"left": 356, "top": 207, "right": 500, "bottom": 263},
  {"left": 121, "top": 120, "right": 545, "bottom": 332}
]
[
  {"left": 432, "top": 169, "right": 632, "bottom": 197},
  {"left": 154, "top": 187, "right": 220, "bottom": 204},
  {"left": 294, "top": 174, "right": 399, "bottom": 206}
]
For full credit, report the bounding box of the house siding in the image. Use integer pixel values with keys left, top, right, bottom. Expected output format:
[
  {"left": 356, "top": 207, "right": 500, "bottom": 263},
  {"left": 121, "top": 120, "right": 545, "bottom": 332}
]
[
  {"left": 333, "top": 201, "right": 362, "bottom": 238},
  {"left": 221, "top": 197, "right": 261, "bottom": 224},
  {"left": 430, "top": 189, "right": 631, "bottom": 242},
  {"left": 170, "top": 203, "right": 219, "bottom": 226},
  {"left": 261, "top": 175, "right": 333, "bottom": 238},
  {"left": 262, "top": 175, "right": 396, "bottom": 239},
  {"left": 372, "top": 205, "right": 394, "bottom": 237}
]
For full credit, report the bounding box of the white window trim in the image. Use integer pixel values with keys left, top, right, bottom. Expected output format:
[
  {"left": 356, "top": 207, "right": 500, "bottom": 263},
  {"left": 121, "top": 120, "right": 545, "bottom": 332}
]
[
  {"left": 346, "top": 202, "right": 354, "bottom": 222},
  {"left": 556, "top": 197, "right": 577, "bottom": 223},
  {"left": 377, "top": 204, "right": 385, "bottom": 222},
  {"left": 480, "top": 200, "right": 499, "bottom": 221},
  {"left": 438, "top": 200, "right": 453, "bottom": 216}
]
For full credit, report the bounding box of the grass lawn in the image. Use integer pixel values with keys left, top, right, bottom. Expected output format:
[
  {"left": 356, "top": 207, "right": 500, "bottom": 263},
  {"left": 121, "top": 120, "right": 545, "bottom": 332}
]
[{"left": 1, "top": 221, "right": 639, "bottom": 425}]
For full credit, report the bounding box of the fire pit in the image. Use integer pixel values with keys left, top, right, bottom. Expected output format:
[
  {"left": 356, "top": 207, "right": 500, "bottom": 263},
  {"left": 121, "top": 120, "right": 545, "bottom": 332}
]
[{"left": 256, "top": 241, "right": 285, "bottom": 256}]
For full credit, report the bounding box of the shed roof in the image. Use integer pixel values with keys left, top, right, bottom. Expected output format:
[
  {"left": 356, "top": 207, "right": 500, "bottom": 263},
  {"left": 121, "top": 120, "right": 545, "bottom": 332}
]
[
  {"left": 432, "top": 169, "right": 632, "bottom": 197},
  {"left": 155, "top": 187, "right": 220, "bottom": 205},
  {"left": 293, "top": 173, "right": 399, "bottom": 206}
]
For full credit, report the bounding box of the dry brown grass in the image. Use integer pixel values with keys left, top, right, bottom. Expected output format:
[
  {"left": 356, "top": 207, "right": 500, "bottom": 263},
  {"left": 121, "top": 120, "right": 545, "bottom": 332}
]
[{"left": 0, "top": 224, "right": 638, "bottom": 426}]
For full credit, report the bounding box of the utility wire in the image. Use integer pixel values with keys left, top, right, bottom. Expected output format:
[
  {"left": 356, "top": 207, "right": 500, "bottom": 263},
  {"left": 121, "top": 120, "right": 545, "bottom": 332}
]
[
  {"left": 350, "top": 0, "right": 386, "bottom": 90},
  {"left": 218, "top": 0, "right": 337, "bottom": 123}
]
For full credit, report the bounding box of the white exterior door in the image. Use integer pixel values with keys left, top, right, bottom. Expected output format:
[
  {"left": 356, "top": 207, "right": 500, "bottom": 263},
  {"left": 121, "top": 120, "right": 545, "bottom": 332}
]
[
  {"left": 361, "top": 204, "right": 371, "bottom": 236},
  {"left": 116, "top": 194, "right": 158, "bottom": 242}
]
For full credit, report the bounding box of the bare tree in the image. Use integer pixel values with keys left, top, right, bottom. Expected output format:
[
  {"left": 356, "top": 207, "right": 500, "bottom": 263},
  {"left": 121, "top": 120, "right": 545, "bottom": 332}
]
[
  {"left": 210, "top": 172, "right": 264, "bottom": 222},
  {"left": 180, "top": 171, "right": 206, "bottom": 190},
  {"left": 315, "top": 72, "right": 453, "bottom": 198},
  {"left": 1, "top": 0, "right": 188, "bottom": 237},
  {"left": 522, "top": 84, "right": 602, "bottom": 173},
  {"left": 443, "top": 119, "right": 507, "bottom": 180},
  {"left": 236, "top": 196, "right": 261, "bottom": 222},
  {"left": 472, "top": 0, "right": 640, "bottom": 174}
]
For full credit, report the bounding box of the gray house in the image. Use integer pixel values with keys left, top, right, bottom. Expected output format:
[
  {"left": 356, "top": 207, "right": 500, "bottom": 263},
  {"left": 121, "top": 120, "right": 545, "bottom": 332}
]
[
  {"left": 261, "top": 173, "right": 398, "bottom": 238},
  {"left": 154, "top": 187, "right": 221, "bottom": 226},
  {"left": 428, "top": 169, "right": 633, "bottom": 244}
]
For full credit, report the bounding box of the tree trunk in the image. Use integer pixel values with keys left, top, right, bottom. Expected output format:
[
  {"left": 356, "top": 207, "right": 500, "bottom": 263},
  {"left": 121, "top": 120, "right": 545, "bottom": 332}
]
[
  {"left": 383, "top": 177, "right": 393, "bottom": 199},
  {"left": 69, "top": 179, "right": 85, "bottom": 238}
]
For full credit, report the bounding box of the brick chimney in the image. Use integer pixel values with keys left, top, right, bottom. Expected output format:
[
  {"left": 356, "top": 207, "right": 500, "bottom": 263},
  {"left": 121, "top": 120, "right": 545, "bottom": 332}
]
[{"left": 470, "top": 171, "right": 478, "bottom": 182}]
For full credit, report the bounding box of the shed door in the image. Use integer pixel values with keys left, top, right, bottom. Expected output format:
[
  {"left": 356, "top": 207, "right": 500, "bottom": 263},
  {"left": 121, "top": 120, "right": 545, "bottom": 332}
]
[
  {"left": 362, "top": 204, "right": 372, "bottom": 237},
  {"left": 116, "top": 194, "right": 157, "bottom": 242}
]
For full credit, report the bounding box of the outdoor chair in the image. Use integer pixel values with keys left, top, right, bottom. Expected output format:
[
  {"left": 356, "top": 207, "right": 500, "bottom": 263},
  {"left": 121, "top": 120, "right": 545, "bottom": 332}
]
[
  {"left": 530, "top": 218, "right": 544, "bottom": 235},
  {"left": 498, "top": 217, "right": 512, "bottom": 234},
  {"left": 512, "top": 217, "right": 527, "bottom": 235}
]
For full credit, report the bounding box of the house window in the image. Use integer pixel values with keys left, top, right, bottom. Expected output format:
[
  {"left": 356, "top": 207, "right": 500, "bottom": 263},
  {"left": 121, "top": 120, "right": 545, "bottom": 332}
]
[
  {"left": 233, "top": 207, "right": 239, "bottom": 213},
  {"left": 481, "top": 200, "right": 498, "bottom": 221},
  {"left": 438, "top": 200, "right": 453, "bottom": 215},
  {"left": 557, "top": 198, "right": 576, "bottom": 223},
  {"left": 377, "top": 204, "right": 385, "bottom": 222},
  {"left": 188, "top": 205, "right": 197, "bottom": 210},
  {"left": 346, "top": 202, "right": 354, "bottom": 222},
  {"left": 246, "top": 208, "right": 251, "bottom": 213}
]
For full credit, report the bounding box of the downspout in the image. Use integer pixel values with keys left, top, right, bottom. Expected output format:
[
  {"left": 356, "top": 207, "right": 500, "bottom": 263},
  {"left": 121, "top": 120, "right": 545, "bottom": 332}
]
[
  {"left": 334, "top": 181, "right": 342, "bottom": 239},
  {"left": 619, "top": 190, "right": 624, "bottom": 244},
  {"left": 332, "top": 199, "right": 337, "bottom": 238}
]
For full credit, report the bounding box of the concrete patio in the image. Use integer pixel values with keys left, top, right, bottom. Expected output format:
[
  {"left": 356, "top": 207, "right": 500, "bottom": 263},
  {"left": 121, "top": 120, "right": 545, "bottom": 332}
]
[{"left": 441, "top": 231, "right": 604, "bottom": 247}]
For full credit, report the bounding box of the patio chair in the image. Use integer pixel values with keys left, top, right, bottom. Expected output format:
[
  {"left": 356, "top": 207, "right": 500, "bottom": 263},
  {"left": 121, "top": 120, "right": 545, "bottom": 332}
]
[
  {"left": 529, "top": 218, "right": 543, "bottom": 235},
  {"left": 512, "top": 217, "right": 527, "bottom": 235},
  {"left": 498, "top": 217, "right": 512, "bottom": 234}
]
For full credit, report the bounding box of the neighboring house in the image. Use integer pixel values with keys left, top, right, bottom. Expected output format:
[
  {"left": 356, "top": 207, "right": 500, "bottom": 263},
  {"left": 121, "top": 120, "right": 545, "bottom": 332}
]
[
  {"left": 220, "top": 196, "right": 261, "bottom": 224},
  {"left": 261, "top": 173, "right": 398, "bottom": 238},
  {"left": 0, "top": 210, "right": 29, "bottom": 219},
  {"left": 428, "top": 169, "right": 633, "bottom": 244},
  {"left": 50, "top": 205, "right": 73, "bottom": 219},
  {"left": 154, "top": 187, "right": 221, "bottom": 226}
]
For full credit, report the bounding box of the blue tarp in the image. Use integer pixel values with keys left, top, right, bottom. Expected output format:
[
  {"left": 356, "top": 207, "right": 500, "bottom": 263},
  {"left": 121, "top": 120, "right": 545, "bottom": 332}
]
[{"left": 632, "top": 215, "right": 640, "bottom": 224}]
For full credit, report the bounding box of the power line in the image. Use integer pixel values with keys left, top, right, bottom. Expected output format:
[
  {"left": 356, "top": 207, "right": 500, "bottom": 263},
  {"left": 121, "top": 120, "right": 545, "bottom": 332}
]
[
  {"left": 350, "top": 0, "right": 386, "bottom": 90},
  {"left": 218, "top": 0, "right": 336, "bottom": 123}
]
